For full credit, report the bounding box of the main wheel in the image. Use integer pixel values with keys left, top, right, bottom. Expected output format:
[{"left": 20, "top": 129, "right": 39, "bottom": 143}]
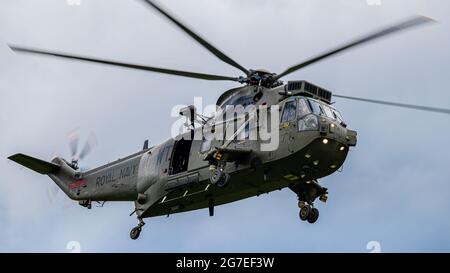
[
  {"left": 210, "top": 169, "right": 224, "bottom": 185},
  {"left": 299, "top": 205, "right": 311, "bottom": 221},
  {"left": 130, "top": 227, "right": 141, "bottom": 240},
  {"left": 307, "top": 208, "right": 319, "bottom": 224},
  {"left": 216, "top": 173, "right": 230, "bottom": 188}
]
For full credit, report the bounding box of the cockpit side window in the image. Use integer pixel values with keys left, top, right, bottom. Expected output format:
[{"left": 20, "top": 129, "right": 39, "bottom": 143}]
[
  {"left": 307, "top": 99, "right": 323, "bottom": 115},
  {"left": 333, "top": 109, "right": 345, "bottom": 123},
  {"left": 281, "top": 100, "right": 297, "bottom": 123},
  {"left": 298, "top": 99, "right": 311, "bottom": 118},
  {"left": 321, "top": 104, "right": 335, "bottom": 119}
]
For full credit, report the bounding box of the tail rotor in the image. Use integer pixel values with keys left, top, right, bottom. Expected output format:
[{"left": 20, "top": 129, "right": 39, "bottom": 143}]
[{"left": 66, "top": 129, "right": 97, "bottom": 170}]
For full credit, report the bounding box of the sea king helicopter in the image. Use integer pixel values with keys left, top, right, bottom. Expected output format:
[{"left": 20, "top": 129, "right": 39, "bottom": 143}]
[{"left": 8, "top": 0, "right": 450, "bottom": 240}]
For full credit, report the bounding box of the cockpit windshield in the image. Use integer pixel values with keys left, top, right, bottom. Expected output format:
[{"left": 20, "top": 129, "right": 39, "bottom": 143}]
[{"left": 306, "top": 98, "right": 344, "bottom": 123}]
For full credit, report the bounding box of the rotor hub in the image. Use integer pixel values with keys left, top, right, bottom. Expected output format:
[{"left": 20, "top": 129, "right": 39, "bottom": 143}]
[{"left": 238, "top": 69, "right": 283, "bottom": 88}]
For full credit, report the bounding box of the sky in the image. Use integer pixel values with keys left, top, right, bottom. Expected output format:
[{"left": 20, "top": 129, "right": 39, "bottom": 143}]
[{"left": 1, "top": 0, "right": 450, "bottom": 253}]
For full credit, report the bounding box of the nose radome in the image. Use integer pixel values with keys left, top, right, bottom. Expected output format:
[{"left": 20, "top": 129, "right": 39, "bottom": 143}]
[{"left": 297, "top": 137, "right": 350, "bottom": 180}]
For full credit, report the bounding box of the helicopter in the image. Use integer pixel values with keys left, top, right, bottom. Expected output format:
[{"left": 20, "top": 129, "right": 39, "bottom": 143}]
[{"left": 7, "top": 0, "right": 450, "bottom": 240}]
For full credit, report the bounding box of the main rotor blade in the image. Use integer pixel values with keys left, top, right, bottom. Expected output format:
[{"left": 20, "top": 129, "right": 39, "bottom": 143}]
[
  {"left": 275, "top": 15, "right": 435, "bottom": 80},
  {"left": 333, "top": 94, "right": 450, "bottom": 115},
  {"left": 141, "top": 0, "right": 249, "bottom": 76},
  {"left": 9, "top": 45, "right": 239, "bottom": 82}
]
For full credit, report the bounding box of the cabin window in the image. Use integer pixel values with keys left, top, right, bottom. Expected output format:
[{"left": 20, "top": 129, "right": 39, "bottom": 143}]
[
  {"left": 281, "top": 100, "right": 297, "bottom": 123},
  {"left": 253, "top": 91, "right": 263, "bottom": 103}
]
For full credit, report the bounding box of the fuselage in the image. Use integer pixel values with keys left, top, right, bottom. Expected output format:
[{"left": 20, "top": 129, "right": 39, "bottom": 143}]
[{"left": 53, "top": 82, "right": 357, "bottom": 219}]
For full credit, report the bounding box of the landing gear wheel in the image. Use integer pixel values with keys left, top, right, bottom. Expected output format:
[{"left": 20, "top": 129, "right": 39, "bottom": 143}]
[
  {"left": 210, "top": 168, "right": 224, "bottom": 185},
  {"left": 216, "top": 173, "right": 230, "bottom": 188},
  {"left": 130, "top": 227, "right": 141, "bottom": 240},
  {"left": 210, "top": 168, "right": 229, "bottom": 188},
  {"left": 307, "top": 208, "right": 319, "bottom": 224},
  {"left": 130, "top": 219, "right": 145, "bottom": 240},
  {"left": 299, "top": 205, "right": 311, "bottom": 221}
]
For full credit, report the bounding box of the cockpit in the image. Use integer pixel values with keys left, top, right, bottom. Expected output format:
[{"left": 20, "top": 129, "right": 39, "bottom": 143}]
[
  {"left": 281, "top": 96, "right": 346, "bottom": 131},
  {"left": 304, "top": 98, "right": 345, "bottom": 124}
]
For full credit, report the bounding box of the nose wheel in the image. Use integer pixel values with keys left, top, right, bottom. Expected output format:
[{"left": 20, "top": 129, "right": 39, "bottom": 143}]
[
  {"left": 298, "top": 203, "right": 319, "bottom": 224},
  {"left": 130, "top": 219, "right": 145, "bottom": 240}
]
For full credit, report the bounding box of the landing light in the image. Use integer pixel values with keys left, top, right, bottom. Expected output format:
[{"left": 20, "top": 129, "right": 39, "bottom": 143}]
[
  {"left": 313, "top": 160, "right": 319, "bottom": 166},
  {"left": 322, "top": 138, "right": 329, "bottom": 144},
  {"left": 339, "top": 146, "right": 345, "bottom": 151},
  {"left": 330, "top": 165, "right": 337, "bottom": 169},
  {"left": 305, "top": 154, "right": 311, "bottom": 158},
  {"left": 330, "top": 124, "right": 336, "bottom": 128}
]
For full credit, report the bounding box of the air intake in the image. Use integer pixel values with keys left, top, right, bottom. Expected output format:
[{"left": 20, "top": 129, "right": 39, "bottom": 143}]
[{"left": 286, "top": 80, "right": 332, "bottom": 104}]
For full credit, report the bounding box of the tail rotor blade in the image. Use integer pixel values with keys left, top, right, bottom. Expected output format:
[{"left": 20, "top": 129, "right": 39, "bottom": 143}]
[
  {"left": 67, "top": 128, "right": 81, "bottom": 158},
  {"left": 79, "top": 131, "right": 98, "bottom": 160},
  {"left": 50, "top": 151, "right": 61, "bottom": 162}
]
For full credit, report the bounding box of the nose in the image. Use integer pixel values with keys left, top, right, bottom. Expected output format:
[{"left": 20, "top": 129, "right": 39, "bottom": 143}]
[
  {"left": 318, "top": 117, "right": 357, "bottom": 147},
  {"left": 296, "top": 118, "right": 357, "bottom": 180},
  {"left": 297, "top": 137, "right": 349, "bottom": 180}
]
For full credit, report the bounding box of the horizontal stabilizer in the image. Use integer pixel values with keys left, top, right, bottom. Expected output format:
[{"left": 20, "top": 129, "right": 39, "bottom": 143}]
[{"left": 8, "top": 153, "right": 60, "bottom": 175}]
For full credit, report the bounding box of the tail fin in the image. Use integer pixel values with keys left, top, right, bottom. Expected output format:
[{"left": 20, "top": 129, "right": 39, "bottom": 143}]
[{"left": 8, "top": 153, "right": 60, "bottom": 174}]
